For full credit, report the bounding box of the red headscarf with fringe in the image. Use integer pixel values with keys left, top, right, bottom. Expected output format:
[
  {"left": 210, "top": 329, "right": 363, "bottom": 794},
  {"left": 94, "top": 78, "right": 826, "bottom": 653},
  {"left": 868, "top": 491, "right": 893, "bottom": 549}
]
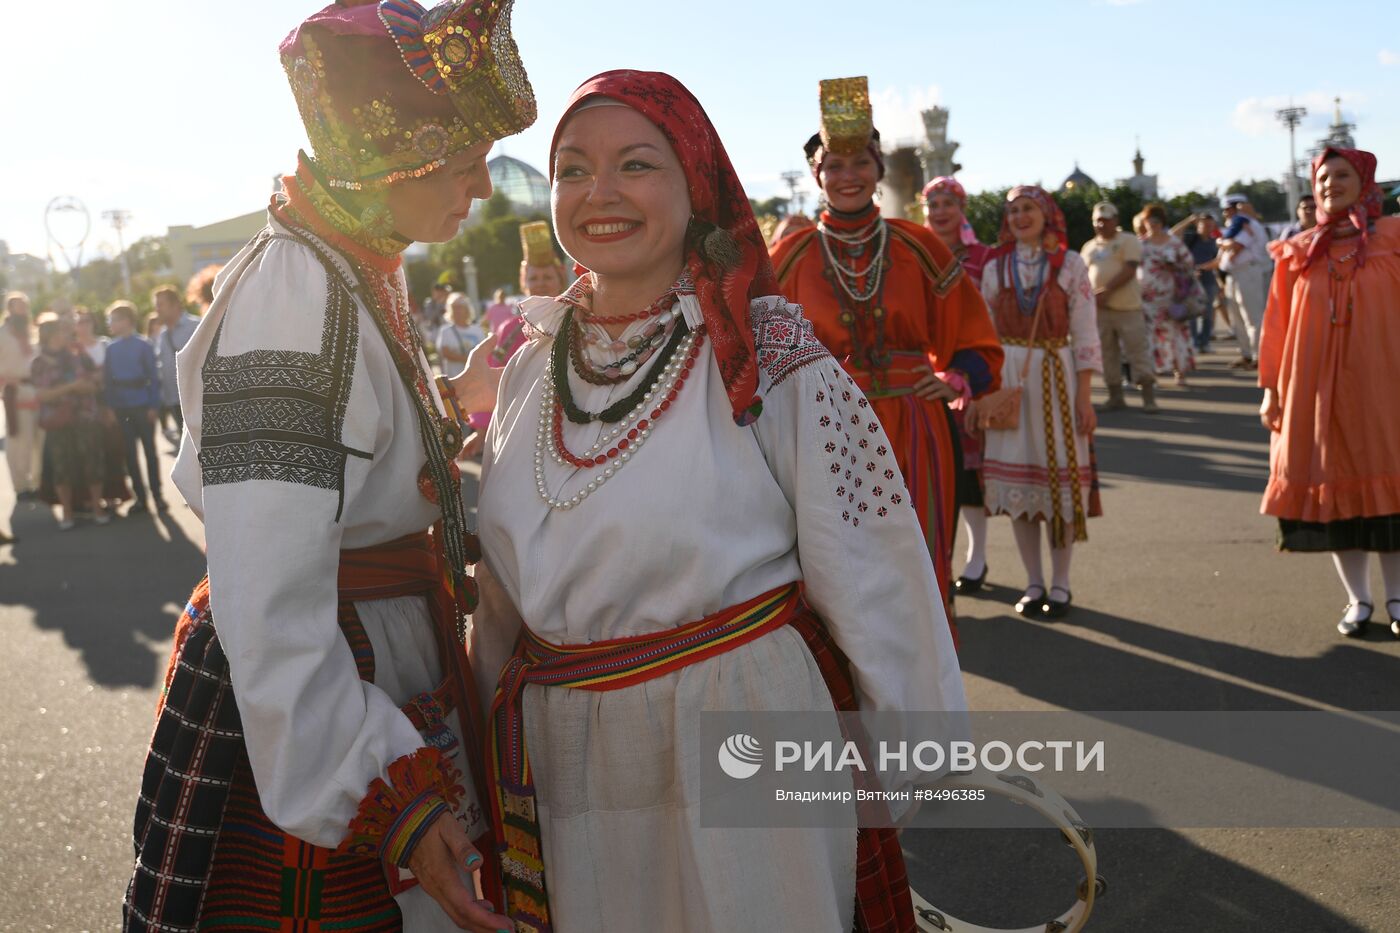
[
  {"left": 992, "top": 184, "right": 1069, "bottom": 268},
  {"left": 1305, "top": 147, "right": 1384, "bottom": 269},
  {"left": 549, "top": 70, "right": 776, "bottom": 425}
]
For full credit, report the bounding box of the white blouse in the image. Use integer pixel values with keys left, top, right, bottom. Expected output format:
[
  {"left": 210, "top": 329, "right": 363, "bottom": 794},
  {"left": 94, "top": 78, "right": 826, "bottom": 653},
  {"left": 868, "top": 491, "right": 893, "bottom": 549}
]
[
  {"left": 170, "top": 217, "right": 485, "bottom": 865},
  {"left": 476, "top": 292, "right": 965, "bottom": 727}
]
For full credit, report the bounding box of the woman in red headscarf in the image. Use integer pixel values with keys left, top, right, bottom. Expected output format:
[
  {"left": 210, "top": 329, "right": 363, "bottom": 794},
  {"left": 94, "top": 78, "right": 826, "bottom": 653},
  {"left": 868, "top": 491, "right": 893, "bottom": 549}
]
[
  {"left": 922, "top": 176, "right": 998, "bottom": 593},
  {"left": 1259, "top": 148, "right": 1400, "bottom": 639},
  {"left": 978, "top": 187, "right": 1103, "bottom": 619},
  {"left": 473, "top": 70, "right": 964, "bottom": 932},
  {"left": 770, "top": 118, "right": 1003, "bottom": 642}
]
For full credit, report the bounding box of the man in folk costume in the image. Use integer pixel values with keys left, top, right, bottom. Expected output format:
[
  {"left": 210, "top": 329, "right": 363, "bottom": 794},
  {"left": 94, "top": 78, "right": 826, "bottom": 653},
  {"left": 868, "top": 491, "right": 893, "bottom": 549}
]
[
  {"left": 122, "top": 2, "right": 533, "bottom": 931},
  {"left": 770, "top": 77, "right": 1003, "bottom": 642}
]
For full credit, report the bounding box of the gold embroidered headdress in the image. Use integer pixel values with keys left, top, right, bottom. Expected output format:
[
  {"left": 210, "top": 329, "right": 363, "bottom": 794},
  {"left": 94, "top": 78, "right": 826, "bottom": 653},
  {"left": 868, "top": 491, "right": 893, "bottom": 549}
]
[{"left": 279, "top": 0, "right": 536, "bottom": 190}]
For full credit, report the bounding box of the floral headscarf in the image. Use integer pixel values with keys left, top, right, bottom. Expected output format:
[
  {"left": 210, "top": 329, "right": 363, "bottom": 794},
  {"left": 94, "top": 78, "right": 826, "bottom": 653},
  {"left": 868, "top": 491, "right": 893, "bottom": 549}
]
[
  {"left": 550, "top": 70, "right": 777, "bottom": 425},
  {"left": 921, "top": 176, "right": 980, "bottom": 246},
  {"left": 992, "top": 185, "right": 1068, "bottom": 266},
  {"left": 1305, "top": 147, "right": 1384, "bottom": 269}
]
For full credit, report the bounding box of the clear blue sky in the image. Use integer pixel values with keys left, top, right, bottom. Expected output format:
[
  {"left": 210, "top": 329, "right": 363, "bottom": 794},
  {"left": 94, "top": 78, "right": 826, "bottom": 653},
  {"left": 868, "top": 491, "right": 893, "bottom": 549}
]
[{"left": 3, "top": 0, "right": 1397, "bottom": 262}]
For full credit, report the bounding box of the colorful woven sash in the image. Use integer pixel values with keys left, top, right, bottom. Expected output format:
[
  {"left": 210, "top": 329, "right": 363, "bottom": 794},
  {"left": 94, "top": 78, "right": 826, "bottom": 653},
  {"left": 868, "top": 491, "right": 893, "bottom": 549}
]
[{"left": 487, "top": 583, "right": 803, "bottom": 933}]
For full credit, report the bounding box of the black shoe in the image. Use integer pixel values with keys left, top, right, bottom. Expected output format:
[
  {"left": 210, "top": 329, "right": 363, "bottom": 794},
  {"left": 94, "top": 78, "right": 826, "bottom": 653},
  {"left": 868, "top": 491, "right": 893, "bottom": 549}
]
[
  {"left": 126, "top": 500, "right": 149, "bottom": 515},
  {"left": 1015, "top": 586, "right": 1047, "bottom": 618},
  {"left": 955, "top": 564, "right": 989, "bottom": 595},
  {"left": 1338, "top": 602, "right": 1373, "bottom": 638},
  {"left": 154, "top": 497, "right": 170, "bottom": 513},
  {"left": 1388, "top": 600, "right": 1400, "bottom": 641},
  {"left": 1042, "top": 586, "right": 1073, "bottom": 619}
]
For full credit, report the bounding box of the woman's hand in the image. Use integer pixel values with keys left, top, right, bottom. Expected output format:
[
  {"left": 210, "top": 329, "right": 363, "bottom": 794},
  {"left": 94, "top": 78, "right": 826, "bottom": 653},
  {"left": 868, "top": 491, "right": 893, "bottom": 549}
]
[
  {"left": 1075, "top": 393, "right": 1097, "bottom": 436},
  {"left": 912, "top": 368, "right": 959, "bottom": 403},
  {"left": 406, "top": 811, "right": 512, "bottom": 932},
  {"left": 1259, "top": 388, "right": 1282, "bottom": 432},
  {"left": 447, "top": 333, "right": 502, "bottom": 414}
]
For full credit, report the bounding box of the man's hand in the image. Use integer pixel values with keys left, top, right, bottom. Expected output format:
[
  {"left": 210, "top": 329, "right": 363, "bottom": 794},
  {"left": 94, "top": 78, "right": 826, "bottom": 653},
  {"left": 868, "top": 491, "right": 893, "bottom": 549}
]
[
  {"left": 912, "top": 368, "right": 959, "bottom": 403},
  {"left": 447, "top": 333, "right": 502, "bottom": 414},
  {"left": 406, "top": 811, "right": 512, "bottom": 932}
]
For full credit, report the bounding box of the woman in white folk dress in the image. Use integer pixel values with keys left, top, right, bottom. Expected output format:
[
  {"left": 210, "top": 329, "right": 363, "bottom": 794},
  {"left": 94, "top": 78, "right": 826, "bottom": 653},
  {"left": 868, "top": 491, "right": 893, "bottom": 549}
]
[{"left": 471, "top": 70, "right": 964, "bottom": 933}]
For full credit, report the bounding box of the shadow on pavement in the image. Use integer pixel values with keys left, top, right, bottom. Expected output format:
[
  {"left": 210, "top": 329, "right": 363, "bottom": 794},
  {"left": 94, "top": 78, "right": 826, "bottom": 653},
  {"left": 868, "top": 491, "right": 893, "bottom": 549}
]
[{"left": 0, "top": 498, "right": 205, "bottom": 689}]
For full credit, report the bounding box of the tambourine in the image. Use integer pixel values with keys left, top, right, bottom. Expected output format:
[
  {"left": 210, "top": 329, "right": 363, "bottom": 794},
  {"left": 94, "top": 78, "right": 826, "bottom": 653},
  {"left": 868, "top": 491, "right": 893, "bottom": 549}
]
[{"left": 911, "top": 770, "right": 1105, "bottom": 933}]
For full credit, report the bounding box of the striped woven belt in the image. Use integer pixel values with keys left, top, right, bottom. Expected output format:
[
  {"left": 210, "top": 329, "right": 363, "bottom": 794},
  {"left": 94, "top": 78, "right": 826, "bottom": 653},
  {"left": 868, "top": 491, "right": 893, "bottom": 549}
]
[
  {"left": 1001, "top": 336, "right": 1069, "bottom": 350},
  {"left": 488, "top": 583, "right": 804, "bottom": 933}
]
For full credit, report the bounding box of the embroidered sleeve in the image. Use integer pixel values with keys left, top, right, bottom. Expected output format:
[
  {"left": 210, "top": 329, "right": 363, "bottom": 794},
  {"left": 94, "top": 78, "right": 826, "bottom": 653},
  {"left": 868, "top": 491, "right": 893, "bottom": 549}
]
[
  {"left": 198, "top": 271, "right": 370, "bottom": 519},
  {"left": 749, "top": 296, "right": 830, "bottom": 386},
  {"left": 752, "top": 359, "right": 967, "bottom": 815},
  {"left": 1061, "top": 253, "right": 1104, "bottom": 373},
  {"left": 338, "top": 747, "right": 462, "bottom": 868}
]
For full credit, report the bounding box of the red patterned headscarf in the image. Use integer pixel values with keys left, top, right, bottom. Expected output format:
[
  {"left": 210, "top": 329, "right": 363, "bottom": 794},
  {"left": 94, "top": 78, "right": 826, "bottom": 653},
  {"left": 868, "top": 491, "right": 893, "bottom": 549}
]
[
  {"left": 550, "top": 70, "right": 776, "bottom": 425},
  {"left": 993, "top": 185, "right": 1069, "bottom": 265},
  {"left": 1305, "top": 147, "right": 1384, "bottom": 269}
]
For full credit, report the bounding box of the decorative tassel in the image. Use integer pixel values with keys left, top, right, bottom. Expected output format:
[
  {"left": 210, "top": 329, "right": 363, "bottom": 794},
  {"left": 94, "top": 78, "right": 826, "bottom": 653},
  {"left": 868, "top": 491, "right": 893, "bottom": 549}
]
[
  {"left": 701, "top": 226, "right": 742, "bottom": 271},
  {"left": 734, "top": 395, "right": 764, "bottom": 426}
]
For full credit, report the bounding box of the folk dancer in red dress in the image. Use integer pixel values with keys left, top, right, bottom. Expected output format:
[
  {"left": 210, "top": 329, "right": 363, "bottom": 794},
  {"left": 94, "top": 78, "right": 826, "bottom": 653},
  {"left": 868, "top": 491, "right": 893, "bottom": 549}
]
[{"left": 770, "top": 78, "right": 1003, "bottom": 641}]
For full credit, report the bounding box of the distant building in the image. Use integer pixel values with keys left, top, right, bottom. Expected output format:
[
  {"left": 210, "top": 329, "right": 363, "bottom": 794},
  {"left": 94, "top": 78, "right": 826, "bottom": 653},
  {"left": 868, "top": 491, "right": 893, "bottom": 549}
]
[
  {"left": 0, "top": 241, "right": 50, "bottom": 296},
  {"left": 918, "top": 106, "right": 961, "bottom": 180},
  {"left": 466, "top": 155, "right": 550, "bottom": 224},
  {"left": 1117, "top": 147, "right": 1158, "bottom": 200},
  {"left": 1061, "top": 163, "right": 1097, "bottom": 193},
  {"left": 1311, "top": 97, "right": 1356, "bottom": 158},
  {"left": 167, "top": 210, "right": 267, "bottom": 283}
]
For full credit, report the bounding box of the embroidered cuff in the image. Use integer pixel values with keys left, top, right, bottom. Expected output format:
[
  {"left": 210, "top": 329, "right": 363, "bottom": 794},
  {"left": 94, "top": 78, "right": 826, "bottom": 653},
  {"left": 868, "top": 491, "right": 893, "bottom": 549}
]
[
  {"left": 338, "top": 747, "right": 460, "bottom": 869},
  {"left": 936, "top": 369, "right": 973, "bottom": 411},
  {"left": 1074, "top": 344, "right": 1104, "bottom": 373}
]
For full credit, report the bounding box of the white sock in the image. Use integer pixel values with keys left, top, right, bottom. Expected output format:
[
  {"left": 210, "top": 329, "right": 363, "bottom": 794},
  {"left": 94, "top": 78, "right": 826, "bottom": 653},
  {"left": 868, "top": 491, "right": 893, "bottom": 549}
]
[
  {"left": 1011, "top": 519, "right": 1045, "bottom": 592},
  {"left": 960, "top": 506, "right": 988, "bottom": 577},
  {"left": 1378, "top": 552, "right": 1400, "bottom": 618},
  {"left": 1050, "top": 544, "right": 1074, "bottom": 597},
  {"left": 1332, "top": 551, "right": 1372, "bottom": 622}
]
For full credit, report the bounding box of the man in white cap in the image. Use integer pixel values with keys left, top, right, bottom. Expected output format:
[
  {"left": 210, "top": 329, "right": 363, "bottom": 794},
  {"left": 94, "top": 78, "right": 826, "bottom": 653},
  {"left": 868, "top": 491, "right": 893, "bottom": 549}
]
[
  {"left": 1081, "top": 201, "right": 1157, "bottom": 411},
  {"left": 1217, "top": 193, "right": 1270, "bottom": 370}
]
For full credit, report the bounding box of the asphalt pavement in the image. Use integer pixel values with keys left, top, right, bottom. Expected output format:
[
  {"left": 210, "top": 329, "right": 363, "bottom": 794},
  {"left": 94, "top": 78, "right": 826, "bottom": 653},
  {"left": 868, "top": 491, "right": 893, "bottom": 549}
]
[{"left": 1, "top": 348, "right": 1396, "bottom": 932}]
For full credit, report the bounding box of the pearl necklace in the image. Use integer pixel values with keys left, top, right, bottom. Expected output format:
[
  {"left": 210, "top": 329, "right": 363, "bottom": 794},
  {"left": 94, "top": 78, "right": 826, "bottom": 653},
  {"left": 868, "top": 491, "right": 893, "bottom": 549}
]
[
  {"left": 534, "top": 327, "right": 705, "bottom": 510},
  {"left": 818, "top": 219, "right": 888, "bottom": 303}
]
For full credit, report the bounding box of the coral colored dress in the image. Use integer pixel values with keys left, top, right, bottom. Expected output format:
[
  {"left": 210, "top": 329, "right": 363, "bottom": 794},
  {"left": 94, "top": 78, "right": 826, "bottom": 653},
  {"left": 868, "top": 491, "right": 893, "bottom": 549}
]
[{"left": 1259, "top": 216, "right": 1400, "bottom": 551}]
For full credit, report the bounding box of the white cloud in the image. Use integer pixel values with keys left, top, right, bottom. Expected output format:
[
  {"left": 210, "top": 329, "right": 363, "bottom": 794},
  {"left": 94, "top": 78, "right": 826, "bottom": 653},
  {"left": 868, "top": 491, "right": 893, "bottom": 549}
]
[
  {"left": 1380, "top": 49, "right": 1400, "bottom": 66},
  {"left": 869, "top": 84, "right": 944, "bottom": 149},
  {"left": 1231, "top": 92, "right": 1363, "bottom": 137}
]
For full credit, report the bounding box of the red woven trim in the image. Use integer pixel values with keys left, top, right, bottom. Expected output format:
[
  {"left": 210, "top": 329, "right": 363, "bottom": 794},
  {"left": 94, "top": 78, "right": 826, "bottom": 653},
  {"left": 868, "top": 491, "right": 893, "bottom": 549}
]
[{"left": 337, "top": 747, "right": 465, "bottom": 868}]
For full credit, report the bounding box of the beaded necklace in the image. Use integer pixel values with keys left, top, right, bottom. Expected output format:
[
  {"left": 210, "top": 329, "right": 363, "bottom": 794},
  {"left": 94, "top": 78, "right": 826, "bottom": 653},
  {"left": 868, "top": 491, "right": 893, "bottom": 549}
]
[
  {"left": 1011, "top": 250, "right": 1050, "bottom": 315},
  {"left": 534, "top": 308, "right": 706, "bottom": 511},
  {"left": 816, "top": 220, "right": 892, "bottom": 376}
]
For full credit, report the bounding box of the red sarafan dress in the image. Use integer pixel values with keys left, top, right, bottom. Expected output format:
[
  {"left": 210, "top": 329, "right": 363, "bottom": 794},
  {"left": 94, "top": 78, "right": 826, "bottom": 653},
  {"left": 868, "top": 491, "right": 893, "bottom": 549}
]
[
  {"left": 771, "top": 203, "right": 1003, "bottom": 633},
  {"left": 1260, "top": 214, "right": 1400, "bottom": 549}
]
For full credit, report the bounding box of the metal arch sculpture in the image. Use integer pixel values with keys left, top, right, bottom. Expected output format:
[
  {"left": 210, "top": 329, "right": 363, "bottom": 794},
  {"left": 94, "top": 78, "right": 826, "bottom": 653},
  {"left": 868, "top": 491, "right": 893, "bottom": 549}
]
[{"left": 44, "top": 196, "right": 91, "bottom": 279}]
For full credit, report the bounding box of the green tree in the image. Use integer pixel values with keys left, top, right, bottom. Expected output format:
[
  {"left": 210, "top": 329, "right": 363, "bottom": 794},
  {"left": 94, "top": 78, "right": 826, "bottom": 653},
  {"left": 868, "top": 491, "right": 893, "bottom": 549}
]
[
  {"left": 749, "top": 196, "right": 790, "bottom": 220},
  {"left": 1225, "top": 178, "right": 1288, "bottom": 222},
  {"left": 427, "top": 190, "right": 548, "bottom": 301}
]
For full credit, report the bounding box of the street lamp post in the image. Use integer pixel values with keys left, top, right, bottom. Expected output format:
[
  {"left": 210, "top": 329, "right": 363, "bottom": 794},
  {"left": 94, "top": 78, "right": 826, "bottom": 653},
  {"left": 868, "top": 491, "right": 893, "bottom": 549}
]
[{"left": 1275, "top": 105, "right": 1307, "bottom": 214}]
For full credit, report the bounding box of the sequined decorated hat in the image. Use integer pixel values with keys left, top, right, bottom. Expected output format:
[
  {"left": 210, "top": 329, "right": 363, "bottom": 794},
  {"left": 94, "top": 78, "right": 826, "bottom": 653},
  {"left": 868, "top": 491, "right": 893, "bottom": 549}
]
[
  {"left": 518, "top": 220, "right": 559, "bottom": 266},
  {"left": 279, "top": 0, "right": 536, "bottom": 190}
]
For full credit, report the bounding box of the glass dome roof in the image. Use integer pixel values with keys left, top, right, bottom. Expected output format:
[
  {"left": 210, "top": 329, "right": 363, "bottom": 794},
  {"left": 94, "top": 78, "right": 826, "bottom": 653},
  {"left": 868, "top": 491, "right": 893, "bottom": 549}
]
[{"left": 487, "top": 155, "right": 550, "bottom": 214}]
